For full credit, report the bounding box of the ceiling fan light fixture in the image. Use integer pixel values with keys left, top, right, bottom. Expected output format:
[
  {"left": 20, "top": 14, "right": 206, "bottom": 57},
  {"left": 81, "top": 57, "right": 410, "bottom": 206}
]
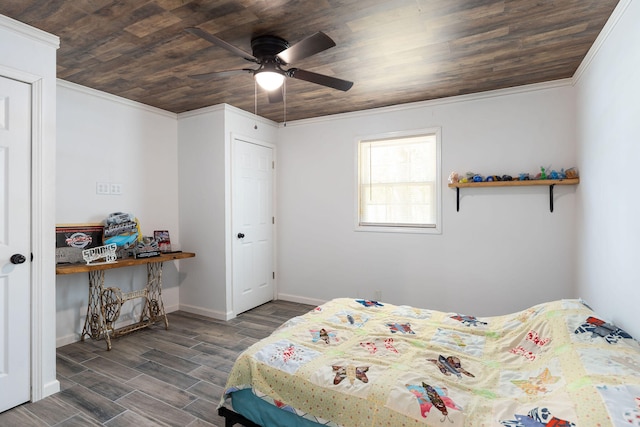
[
  {"left": 255, "top": 70, "right": 285, "bottom": 91},
  {"left": 187, "top": 28, "right": 353, "bottom": 96}
]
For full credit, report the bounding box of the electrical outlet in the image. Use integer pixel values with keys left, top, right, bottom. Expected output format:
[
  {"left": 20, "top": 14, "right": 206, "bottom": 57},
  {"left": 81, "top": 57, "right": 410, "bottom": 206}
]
[
  {"left": 110, "top": 183, "right": 123, "bottom": 195},
  {"left": 96, "top": 182, "right": 110, "bottom": 195}
]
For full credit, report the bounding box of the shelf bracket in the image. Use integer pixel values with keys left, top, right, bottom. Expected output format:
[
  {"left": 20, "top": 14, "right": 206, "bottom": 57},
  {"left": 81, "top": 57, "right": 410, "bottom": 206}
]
[{"left": 454, "top": 184, "right": 557, "bottom": 212}]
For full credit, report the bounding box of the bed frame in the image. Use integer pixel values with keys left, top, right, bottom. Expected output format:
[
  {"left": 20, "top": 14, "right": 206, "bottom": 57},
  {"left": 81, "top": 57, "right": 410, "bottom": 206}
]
[{"left": 218, "top": 407, "right": 261, "bottom": 427}]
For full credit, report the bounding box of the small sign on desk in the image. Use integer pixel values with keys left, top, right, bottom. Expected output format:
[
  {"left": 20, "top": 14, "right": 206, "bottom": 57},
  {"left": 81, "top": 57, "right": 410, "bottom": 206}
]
[{"left": 133, "top": 236, "right": 161, "bottom": 259}]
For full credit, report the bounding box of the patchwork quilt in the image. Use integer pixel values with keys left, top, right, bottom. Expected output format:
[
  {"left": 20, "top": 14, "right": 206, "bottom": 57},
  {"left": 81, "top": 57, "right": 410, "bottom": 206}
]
[{"left": 220, "top": 298, "right": 640, "bottom": 426}]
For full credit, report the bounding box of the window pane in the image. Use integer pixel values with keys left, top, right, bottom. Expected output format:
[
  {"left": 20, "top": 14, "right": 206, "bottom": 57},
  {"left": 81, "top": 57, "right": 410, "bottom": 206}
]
[{"left": 359, "top": 133, "right": 438, "bottom": 228}]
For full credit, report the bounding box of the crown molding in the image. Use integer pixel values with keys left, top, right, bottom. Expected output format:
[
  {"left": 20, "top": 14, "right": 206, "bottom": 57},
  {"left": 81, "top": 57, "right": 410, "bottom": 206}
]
[
  {"left": 177, "top": 103, "right": 226, "bottom": 118},
  {"left": 0, "top": 14, "right": 59, "bottom": 48},
  {"left": 224, "top": 102, "right": 278, "bottom": 126},
  {"left": 57, "top": 79, "right": 177, "bottom": 119},
  {"left": 573, "top": 0, "right": 632, "bottom": 85},
  {"left": 178, "top": 102, "right": 278, "bottom": 127},
  {"left": 57, "top": 78, "right": 279, "bottom": 126},
  {"left": 280, "top": 78, "right": 573, "bottom": 128}
]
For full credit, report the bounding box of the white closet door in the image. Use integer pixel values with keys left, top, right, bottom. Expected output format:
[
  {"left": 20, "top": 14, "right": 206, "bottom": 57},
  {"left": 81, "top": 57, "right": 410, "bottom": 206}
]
[{"left": 232, "top": 138, "right": 274, "bottom": 315}]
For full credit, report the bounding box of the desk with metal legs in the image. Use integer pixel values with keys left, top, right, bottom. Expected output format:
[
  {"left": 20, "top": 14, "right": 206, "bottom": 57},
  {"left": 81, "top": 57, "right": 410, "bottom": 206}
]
[{"left": 56, "top": 252, "right": 195, "bottom": 350}]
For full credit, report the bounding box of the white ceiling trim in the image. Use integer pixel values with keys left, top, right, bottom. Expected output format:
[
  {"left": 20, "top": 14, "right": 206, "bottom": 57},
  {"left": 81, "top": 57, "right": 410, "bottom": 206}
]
[
  {"left": 0, "top": 13, "right": 59, "bottom": 48},
  {"left": 57, "top": 78, "right": 177, "bottom": 119},
  {"left": 572, "top": 0, "right": 632, "bottom": 86},
  {"left": 281, "top": 78, "right": 574, "bottom": 128}
]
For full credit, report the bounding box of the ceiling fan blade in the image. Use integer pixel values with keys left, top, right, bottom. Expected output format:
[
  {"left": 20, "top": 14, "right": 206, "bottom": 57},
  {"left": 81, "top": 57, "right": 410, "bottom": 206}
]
[
  {"left": 277, "top": 32, "right": 336, "bottom": 65},
  {"left": 288, "top": 68, "right": 353, "bottom": 91},
  {"left": 189, "top": 69, "right": 254, "bottom": 80},
  {"left": 186, "top": 27, "right": 258, "bottom": 63},
  {"left": 267, "top": 87, "right": 284, "bottom": 103}
]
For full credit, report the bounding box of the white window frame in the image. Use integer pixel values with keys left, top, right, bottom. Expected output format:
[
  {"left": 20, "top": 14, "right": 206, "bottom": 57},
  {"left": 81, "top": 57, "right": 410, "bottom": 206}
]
[{"left": 354, "top": 127, "right": 442, "bottom": 234}]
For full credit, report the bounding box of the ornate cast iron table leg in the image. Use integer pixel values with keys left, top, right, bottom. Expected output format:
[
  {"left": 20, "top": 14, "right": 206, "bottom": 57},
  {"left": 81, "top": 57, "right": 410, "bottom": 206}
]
[
  {"left": 80, "top": 270, "right": 111, "bottom": 349},
  {"left": 144, "top": 261, "right": 169, "bottom": 329}
]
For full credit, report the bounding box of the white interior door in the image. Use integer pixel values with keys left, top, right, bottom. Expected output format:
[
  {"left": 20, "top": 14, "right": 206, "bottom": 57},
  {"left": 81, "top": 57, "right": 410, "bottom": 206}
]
[
  {"left": 232, "top": 138, "right": 274, "bottom": 315},
  {"left": 0, "top": 76, "right": 31, "bottom": 412}
]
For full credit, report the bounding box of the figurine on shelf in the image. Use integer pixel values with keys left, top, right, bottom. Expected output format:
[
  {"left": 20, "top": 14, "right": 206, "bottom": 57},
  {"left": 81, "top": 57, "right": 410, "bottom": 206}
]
[
  {"left": 548, "top": 169, "right": 560, "bottom": 179},
  {"left": 540, "top": 166, "right": 547, "bottom": 180},
  {"left": 519, "top": 173, "right": 530, "bottom": 181},
  {"left": 485, "top": 175, "right": 502, "bottom": 182},
  {"left": 565, "top": 167, "right": 579, "bottom": 179},
  {"left": 501, "top": 175, "right": 513, "bottom": 181},
  {"left": 473, "top": 174, "right": 483, "bottom": 182},
  {"left": 459, "top": 172, "right": 475, "bottom": 184},
  {"left": 448, "top": 171, "right": 459, "bottom": 184}
]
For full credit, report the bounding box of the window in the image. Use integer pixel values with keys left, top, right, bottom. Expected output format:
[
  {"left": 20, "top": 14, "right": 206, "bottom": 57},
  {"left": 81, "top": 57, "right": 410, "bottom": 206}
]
[{"left": 356, "top": 128, "right": 441, "bottom": 233}]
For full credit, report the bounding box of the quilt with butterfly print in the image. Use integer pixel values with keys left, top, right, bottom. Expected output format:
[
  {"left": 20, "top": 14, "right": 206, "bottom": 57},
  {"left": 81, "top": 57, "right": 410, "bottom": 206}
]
[{"left": 220, "top": 298, "right": 640, "bottom": 426}]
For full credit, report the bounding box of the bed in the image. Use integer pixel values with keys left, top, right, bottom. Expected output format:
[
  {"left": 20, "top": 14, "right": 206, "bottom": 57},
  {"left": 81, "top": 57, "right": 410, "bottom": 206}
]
[{"left": 218, "top": 298, "right": 640, "bottom": 426}]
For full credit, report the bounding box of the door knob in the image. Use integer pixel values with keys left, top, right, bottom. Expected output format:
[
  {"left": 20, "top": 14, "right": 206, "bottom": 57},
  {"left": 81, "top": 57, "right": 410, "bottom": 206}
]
[
  {"left": 237, "top": 233, "right": 245, "bottom": 239},
  {"left": 10, "top": 254, "right": 26, "bottom": 265}
]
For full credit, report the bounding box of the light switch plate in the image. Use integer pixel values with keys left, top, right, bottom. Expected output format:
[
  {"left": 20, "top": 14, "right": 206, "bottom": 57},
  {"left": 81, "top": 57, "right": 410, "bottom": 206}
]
[
  {"left": 96, "top": 182, "right": 110, "bottom": 195},
  {"left": 110, "top": 183, "right": 122, "bottom": 195}
]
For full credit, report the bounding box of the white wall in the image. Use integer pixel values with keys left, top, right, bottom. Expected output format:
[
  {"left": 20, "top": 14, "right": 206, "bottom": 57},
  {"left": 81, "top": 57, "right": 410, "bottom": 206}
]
[
  {"left": 177, "top": 106, "right": 227, "bottom": 318},
  {"left": 55, "top": 81, "right": 181, "bottom": 346},
  {"left": 276, "top": 83, "right": 578, "bottom": 316},
  {"left": 574, "top": 0, "right": 640, "bottom": 338},
  {"left": 177, "top": 104, "right": 278, "bottom": 319}
]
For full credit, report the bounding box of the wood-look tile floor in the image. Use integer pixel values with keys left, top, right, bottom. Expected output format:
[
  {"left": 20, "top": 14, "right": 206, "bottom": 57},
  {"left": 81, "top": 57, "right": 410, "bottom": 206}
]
[{"left": 0, "top": 300, "right": 314, "bottom": 427}]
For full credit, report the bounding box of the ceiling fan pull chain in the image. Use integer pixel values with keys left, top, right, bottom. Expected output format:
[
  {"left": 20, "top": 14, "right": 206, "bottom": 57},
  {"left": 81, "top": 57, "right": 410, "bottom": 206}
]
[
  {"left": 283, "top": 80, "right": 287, "bottom": 127},
  {"left": 254, "top": 80, "right": 258, "bottom": 130}
]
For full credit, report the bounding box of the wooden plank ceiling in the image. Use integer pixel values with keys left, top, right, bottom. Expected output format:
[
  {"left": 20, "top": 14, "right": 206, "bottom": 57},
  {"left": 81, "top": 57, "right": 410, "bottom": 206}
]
[{"left": 1, "top": 0, "right": 619, "bottom": 122}]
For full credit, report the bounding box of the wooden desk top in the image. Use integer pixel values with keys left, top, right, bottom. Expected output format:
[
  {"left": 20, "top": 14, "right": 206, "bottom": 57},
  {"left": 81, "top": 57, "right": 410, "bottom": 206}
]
[{"left": 56, "top": 251, "right": 195, "bottom": 275}]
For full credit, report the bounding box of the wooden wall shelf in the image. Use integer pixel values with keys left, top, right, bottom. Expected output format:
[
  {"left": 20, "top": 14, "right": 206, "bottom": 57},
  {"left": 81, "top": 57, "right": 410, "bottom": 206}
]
[{"left": 448, "top": 178, "right": 579, "bottom": 212}]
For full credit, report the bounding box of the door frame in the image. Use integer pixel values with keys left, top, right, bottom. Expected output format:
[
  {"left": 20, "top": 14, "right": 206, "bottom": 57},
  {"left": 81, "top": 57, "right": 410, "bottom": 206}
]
[
  {"left": 226, "top": 133, "right": 277, "bottom": 319},
  {"left": 0, "top": 64, "right": 58, "bottom": 401}
]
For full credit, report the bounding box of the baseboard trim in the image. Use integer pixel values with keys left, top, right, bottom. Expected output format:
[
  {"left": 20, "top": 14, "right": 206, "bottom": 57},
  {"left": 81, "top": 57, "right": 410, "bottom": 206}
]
[
  {"left": 277, "top": 293, "right": 326, "bottom": 307},
  {"left": 56, "top": 305, "right": 182, "bottom": 348},
  {"left": 42, "top": 379, "right": 60, "bottom": 399},
  {"left": 164, "top": 303, "right": 179, "bottom": 314},
  {"left": 178, "top": 303, "right": 231, "bottom": 320},
  {"left": 56, "top": 333, "right": 79, "bottom": 348}
]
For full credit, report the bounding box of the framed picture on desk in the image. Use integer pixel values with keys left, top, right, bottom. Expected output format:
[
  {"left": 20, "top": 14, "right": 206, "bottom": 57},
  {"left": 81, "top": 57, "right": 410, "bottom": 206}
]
[
  {"left": 154, "top": 230, "right": 172, "bottom": 252},
  {"left": 56, "top": 223, "right": 104, "bottom": 264}
]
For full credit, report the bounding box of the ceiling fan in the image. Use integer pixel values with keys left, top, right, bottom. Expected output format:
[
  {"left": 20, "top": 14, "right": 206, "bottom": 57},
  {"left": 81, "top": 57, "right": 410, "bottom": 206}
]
[{"left": 185, "top": 28, "right": 354, "bottom": 103}]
